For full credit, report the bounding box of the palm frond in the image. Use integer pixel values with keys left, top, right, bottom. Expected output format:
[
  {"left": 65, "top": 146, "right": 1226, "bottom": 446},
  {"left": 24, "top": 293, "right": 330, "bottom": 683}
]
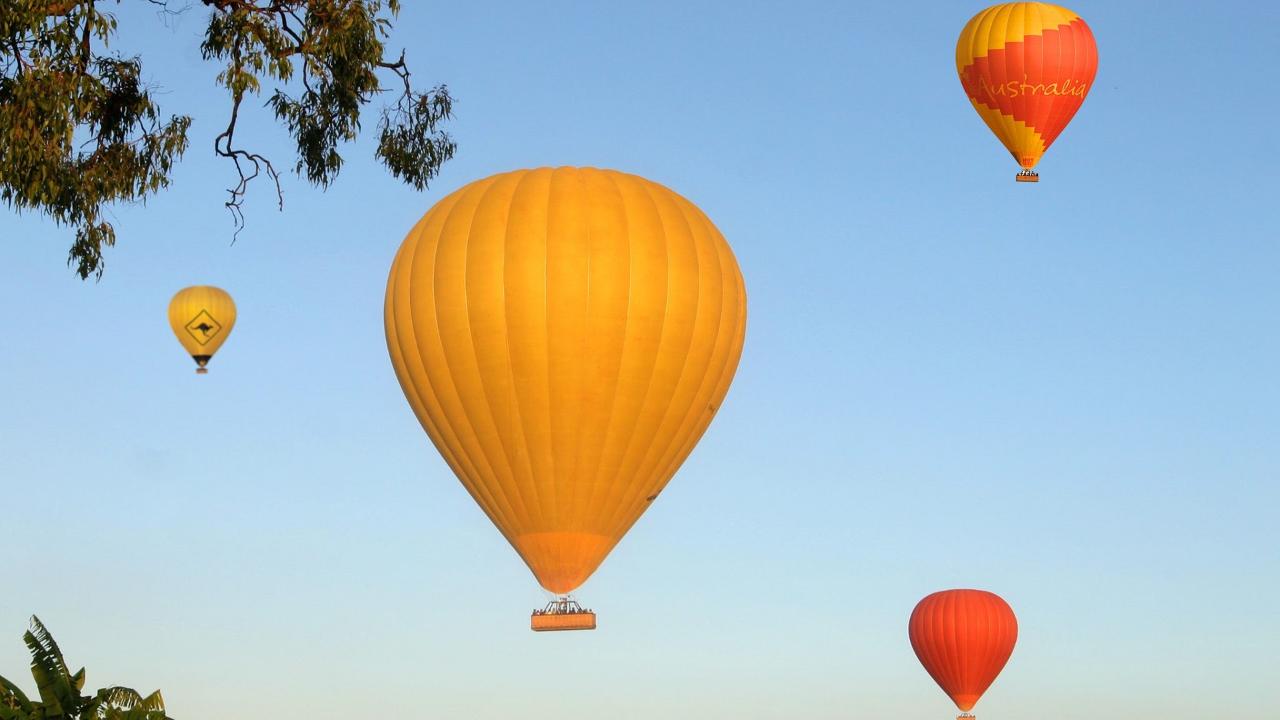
[
  {"left": 89, "top": 686, "right": 169, "bottom": 720},
  {"left": 23, "top": 617, "right": 70, "bottom": 678},
  {"left": 0, "top": 674, "right": 32, "bottom": 710},
  {"left": 97, "top": 686, "right": 143, "bottom": 709},
  {"left": 93, "top": 688, "right": 170, "bottom": 720},
  {"left": 23, "top": 616, "right": 80, "bottom": 716},
  {"left": 138, "top": 690, "right": 165, "bottom": 713}
]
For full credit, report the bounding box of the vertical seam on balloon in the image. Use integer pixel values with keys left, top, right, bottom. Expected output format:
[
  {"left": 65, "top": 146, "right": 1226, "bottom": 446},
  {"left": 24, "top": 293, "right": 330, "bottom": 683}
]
[
  {"left": 976, "top": 591, "right": 994, "bottom": 705},
  {"left": 463, "top": 173, "right": 539, "bottom": 533},
  {"left": 584, "top": 170, "right": 666, "bottom": 539},
  {"left": 641, "top": 201, "right": 742, "bottom": 521},
  {"left": 1052, "top": 9, "right": 1078, "bottom": 151},
  {"left": 393, "top": 192, "right": 511, "bottom": 535},
  {"left": 967, "top": 10, "right": 998, "bottom": 148},
  {"left": 1062, "top": 19, "right": 1094, "bottom": 148},
  {"left": 596, "top": 173, "right": 695, "bottom": 537},
  {"left": 1033, "top": 9, "right": 1064, "bottom": 155},
  {"left": 1015, "top": 3, "right": 1035, "bottom": 154},
  {"left": 1062, "top": 19, "right": 1083, "bottom": 147},
  {"left": 427, "top": 179, "right": 524, "bottom": 535},
  {"left": 567, "top": 167, "right": 594, "bottom": 541},
  {"left": 910, "top": 602, "right": 928, "bottom": 692},
  {"left": 927, "top": 597, "right": 944, "bottom": 696},
  {"left": 645, "top": 198, "right": 727, "bottom": 479},
  {"left": 583, "top": 169, "right": 647, "bottom": 541},
  {"left": 432, "top": 179, "right": 522, "bottom": 527},
  {"left": 1039, "top": 20, "right": 1069, "bottom": 153},
  {"left": 962, "top": 589, "right": 967, "bottom": 707},
  {"left": 948, "top": 590, "right": 963, "bottom": 708},
  {"left": 615, "top": 186, "right": 714, "bottom": 531},
  {"left": 403, "top": 188, "right": 515, "bottom": 534},
  {"left": 935, "top": 592, "right": 950, "bottom": 705},
  {"left": 993, "top": 593, "right": 1009, "bottom": 699},
  {"left": 923, "top": 596, "right": 944, "bottom": 699},
  {"left": 537, "top": 165, "right": 563, "bottom": 535},
  {"left": 989, "top": 592, "right": 1007, "bottom": 700},
  {"left": 928, "top": 593, "right": 945, "bottom": 703},
  {"left": 973, "top": 8, "right": 1005, "bottom": 150},
  {"left": 393, "top": 198, "right": 475, "bottom": 487},
  {"left": 544, "top": 167, "right": 589, "bottom": 553},
  {"left": 500, "top": 169, "right": 547, "bottom": 533},
  {"left": 537, "top": 166, "right": 587, "bottom": 589},
  {"left": 976, "top": 7, "right": 1013, "bottom": 153},
  {"left": 974, "top": 592, "right": 991, "bottom": 704},
  {"left": 933, "top": 594, "right": 949, "bottom": 703},
  {"left": 572, "top": 168, "right": 627, "bottom": 541},
  {"left": 961, "top": 591, "right": 975, "bottom": 708},
  {"left": 918, "top": 595, "right": 947, "bottom": 702},
  {"left": 995, "top": 6, "right": 1021, "bottom": 161},
  {"left": 962, "top": 591, "right": 976, "bottom": 706},
  {"left": 1026, "top": 3, "right": 1046, "bottom": 158},
  {"left": 525, "top": 167, "right": 558, "bottom": 535}
]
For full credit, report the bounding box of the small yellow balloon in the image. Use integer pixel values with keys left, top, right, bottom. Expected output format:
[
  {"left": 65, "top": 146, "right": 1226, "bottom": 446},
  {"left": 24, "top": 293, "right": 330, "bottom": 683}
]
[{"left": 168, "top": 286, "right": 236, "bottom": 374}]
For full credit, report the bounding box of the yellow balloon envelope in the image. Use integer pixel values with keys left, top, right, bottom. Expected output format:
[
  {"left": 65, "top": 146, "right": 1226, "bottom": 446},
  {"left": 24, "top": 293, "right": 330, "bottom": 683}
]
[
  {"left": 168, "top": 286, "right": 236, "bottom": 374},
  {"left": 385, "top": 167, "right": 747, "bottom": 597}
]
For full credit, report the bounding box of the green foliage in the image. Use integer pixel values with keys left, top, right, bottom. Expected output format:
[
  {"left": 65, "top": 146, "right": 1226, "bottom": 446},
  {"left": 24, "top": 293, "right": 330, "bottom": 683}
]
[
  {"left": 0, "top": 1, "right": 191, "bottom": 278},
  {"left": 0, "top": 616, "right": 173, "bottom": 720},
  {"left": 0, "top": 0, "right": 456, "bottom": 279}
]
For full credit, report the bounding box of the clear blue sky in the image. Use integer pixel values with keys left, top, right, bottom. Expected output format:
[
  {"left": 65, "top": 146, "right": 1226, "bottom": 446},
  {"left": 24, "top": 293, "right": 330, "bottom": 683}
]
[{"left": 2, "top": 1, "right": 1277, "bottom": 718}]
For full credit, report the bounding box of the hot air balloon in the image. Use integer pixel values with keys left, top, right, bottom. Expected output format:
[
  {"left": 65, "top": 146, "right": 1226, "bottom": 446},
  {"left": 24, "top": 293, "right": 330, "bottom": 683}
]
[
  {"left": 909, "top": 589, "right": 1018, "bottom": 718},
  {"left": 957, "top": 2, "right": 1098, "bottom": 182},
  {"left": 384, "top": 167, "right": 747, "bottom": 630},
  {"left": 168, "top": 286, "right": 236, "bottom": 374}
]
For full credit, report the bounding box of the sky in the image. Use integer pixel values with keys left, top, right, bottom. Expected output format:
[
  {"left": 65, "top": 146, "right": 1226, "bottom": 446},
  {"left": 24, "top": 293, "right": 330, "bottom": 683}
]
[{"left": 2, "top": 1, "right": 1278, "bottom": 718}]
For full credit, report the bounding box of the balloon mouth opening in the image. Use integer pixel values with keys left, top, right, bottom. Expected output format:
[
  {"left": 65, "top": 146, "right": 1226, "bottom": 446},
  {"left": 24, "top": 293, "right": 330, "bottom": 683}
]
[
  {"left": 193, "top": 355, "right": 211, "bottom": 371},
  {"left": 513, "top": 531, "right": 614, "bottom": 594}
]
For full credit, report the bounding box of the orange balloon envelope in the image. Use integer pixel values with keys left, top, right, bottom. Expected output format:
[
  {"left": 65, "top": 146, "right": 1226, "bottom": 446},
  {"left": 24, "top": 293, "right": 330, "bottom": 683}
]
[
  {"left": 956, "top": 2, "right": 1098, "bottom": 181},
  {"left": 909, "top": 589, "right": 1018, "bottom": 714},
  {"left": 384, "top": 167, "right": 747, "bottom": 598}
]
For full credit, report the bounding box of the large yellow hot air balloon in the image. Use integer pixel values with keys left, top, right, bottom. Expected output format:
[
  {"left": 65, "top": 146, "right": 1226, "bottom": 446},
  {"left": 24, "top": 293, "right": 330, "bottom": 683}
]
[
  {"left": 168, "top": 286, "right": 236, "bottom": 374},
  {"left": 385, "top": 167, "right": 747, "bottom": 629}
]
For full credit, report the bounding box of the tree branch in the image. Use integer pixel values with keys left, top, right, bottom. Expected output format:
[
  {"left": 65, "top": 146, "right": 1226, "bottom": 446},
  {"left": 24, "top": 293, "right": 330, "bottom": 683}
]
[{"left": 213, "top": 89, "right": 282, "bottom": 235}]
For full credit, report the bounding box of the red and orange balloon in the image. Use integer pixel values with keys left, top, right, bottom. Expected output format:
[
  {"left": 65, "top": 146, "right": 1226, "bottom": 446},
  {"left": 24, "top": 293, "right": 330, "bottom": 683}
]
[
  {"left": 909, "top": 589, "right": 1018, "bottom": 715},
  {"left": 957, "top": 2, "right": 1098, "bottom": 181}
]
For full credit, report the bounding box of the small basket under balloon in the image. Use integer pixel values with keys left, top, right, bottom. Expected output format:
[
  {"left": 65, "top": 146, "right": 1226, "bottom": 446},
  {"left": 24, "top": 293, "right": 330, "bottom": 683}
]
[{"left": 531, "top": 598, "right": 596, "bottom": 632}]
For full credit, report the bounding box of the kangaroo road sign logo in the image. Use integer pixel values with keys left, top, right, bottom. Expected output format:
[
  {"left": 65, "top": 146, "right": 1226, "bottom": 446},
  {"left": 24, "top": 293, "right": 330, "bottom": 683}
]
[{"left": 184, "top": 310, "right": 222, "bottom": 346}]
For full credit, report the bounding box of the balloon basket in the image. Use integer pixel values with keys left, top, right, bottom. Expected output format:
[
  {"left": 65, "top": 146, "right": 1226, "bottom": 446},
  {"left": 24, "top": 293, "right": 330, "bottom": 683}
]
[
  {"left": 1015, "top": 170, "right": 1039, "bottom": 183},
  {"left": 531, "top": 597, "right": 596, "bottom": 632},
  {"left": 195, "top": 367, "right": 208, "bottom": 375}
]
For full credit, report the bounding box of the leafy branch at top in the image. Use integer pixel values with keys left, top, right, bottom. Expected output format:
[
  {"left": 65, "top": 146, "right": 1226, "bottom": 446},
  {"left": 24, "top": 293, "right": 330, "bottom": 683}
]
[
  {"left": 0, "top": 0, "right": 456, "bottom": 278},
  {"left": 0, "top": 1, "right": 191, "bottom": 278},
  {"left": 198, "top": 0, "right": 456, "bottom": 234}
]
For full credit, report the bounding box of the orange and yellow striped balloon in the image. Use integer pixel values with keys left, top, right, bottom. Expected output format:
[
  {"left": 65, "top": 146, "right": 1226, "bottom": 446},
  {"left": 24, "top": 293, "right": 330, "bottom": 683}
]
[
  {"left": 385, "top": 167, "right": 747, "bottom": 596},
  {"left": 957, "top": 2, "right": 1098, "bottom": 180}
]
